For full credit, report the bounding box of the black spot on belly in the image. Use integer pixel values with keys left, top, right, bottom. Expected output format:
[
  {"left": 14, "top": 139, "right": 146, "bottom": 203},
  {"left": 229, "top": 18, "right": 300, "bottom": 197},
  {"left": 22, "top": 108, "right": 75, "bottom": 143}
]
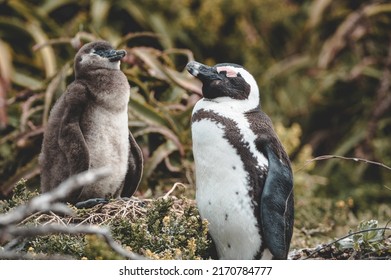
[
  {"left": 232, "top": 166, "right": 236, "bottom": 170},
  {"left": 225, "top": 213, "right": 228, "bottom": 221},
  {"left": 208, "top": 201, "right": 211, "bottom": 205},
  {"left": 228, "top": 243, "right": 231, "bottom": 248},
  {"left": 235, "top": 191, "right": 239, "bottom": 195}
]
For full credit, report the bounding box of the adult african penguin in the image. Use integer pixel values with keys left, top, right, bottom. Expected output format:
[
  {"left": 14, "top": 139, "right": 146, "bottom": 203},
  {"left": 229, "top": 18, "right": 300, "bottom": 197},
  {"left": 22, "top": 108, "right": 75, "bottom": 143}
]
[
  {"left": 39, "top": 41, "right": 143, "bottom": 207},
  {"left": 187, "top": 61, "right": 294, "bottom": 260}
]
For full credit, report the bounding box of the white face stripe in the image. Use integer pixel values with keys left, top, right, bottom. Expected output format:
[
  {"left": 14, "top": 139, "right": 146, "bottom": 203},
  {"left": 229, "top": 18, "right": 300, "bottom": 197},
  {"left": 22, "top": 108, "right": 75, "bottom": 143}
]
[
  {"left": 206, "top": 65, "right": 260, "bottom": 111},
  {"left": 216, "top": 66, "right": 238, "bottom": 77}
]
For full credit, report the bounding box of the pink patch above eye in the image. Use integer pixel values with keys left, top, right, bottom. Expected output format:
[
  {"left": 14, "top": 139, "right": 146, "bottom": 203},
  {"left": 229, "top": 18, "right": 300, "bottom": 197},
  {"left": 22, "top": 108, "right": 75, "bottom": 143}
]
[{"left": 216, "top": 66, "right": 238, "bottom": 77}]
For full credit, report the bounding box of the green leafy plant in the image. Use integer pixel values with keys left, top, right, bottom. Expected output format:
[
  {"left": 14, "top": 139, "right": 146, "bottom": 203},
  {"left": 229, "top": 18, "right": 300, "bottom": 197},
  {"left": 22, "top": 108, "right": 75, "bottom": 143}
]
[
  {"left": 110, "top": 197, "right": 212, "bottom": 260},
  {"left": 0, "top": 179, "right": 39, "bottom": 214},
  {"left": 337, "top": 220, "right": 388, "bottom": 253}
]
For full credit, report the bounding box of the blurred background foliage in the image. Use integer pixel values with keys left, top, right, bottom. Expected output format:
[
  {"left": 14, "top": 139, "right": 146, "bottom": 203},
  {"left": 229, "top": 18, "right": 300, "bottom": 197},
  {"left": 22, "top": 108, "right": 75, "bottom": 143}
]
[{"left": 0, "top": 0, "right": 390, "bottom": 250}]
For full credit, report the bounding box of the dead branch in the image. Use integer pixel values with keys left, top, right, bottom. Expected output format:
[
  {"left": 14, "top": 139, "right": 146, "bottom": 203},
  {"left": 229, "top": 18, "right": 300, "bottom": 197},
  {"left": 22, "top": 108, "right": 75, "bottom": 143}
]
[
  {"left": 303, "top": 227, "right": 391, "bottom": 260},
  {"left": 2, "top": 224, "right": 146, "bottom": 260},
  {"left": 0, "top": 167, "right": 112, "bottom": 227},
  {"left": 0, "top": 167, "right": 147, "bottom": 260},
  {"left": 0, "top": 251, "right": 75, "bottom": 260},
  {"left": 295, "top": 154, "right": 391, "bottom": 173}
]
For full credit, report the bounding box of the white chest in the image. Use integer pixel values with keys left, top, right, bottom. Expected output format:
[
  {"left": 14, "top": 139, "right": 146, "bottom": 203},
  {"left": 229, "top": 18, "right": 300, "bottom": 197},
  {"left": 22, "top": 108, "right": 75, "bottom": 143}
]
[
  {"left": 84, "top": 105, "right": 129, "bottom": 165},
  {"left": 192, "top": 114, "right": 268, "bottom": 259}
]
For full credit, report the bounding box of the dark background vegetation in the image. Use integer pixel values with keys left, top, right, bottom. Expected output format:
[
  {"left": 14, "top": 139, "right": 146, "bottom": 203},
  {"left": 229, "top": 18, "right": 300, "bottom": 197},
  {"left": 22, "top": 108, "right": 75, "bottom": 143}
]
[{"left": 0, "top": 0, "right": 390, "bottom": 257}]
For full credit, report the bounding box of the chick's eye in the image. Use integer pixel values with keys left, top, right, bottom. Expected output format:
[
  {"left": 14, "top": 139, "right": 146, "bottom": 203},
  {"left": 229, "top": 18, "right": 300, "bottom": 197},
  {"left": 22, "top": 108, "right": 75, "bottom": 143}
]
[{"left": 219, "top": 70, "right": 228, "bottom": 76}]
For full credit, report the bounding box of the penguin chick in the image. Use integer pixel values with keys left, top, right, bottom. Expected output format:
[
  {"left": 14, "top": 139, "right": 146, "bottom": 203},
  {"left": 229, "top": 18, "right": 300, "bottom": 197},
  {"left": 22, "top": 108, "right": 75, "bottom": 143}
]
[
  {"left": 187, "top": 61, "right": 294, "bottom": 260},
  {"left": 39, "top": 41, "right": 143, "bottom": 205}
]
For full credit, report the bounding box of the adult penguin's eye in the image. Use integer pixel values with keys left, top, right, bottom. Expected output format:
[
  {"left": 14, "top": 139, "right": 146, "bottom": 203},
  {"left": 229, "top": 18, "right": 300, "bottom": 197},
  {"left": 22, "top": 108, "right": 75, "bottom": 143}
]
[{"left": 216, "top": 66, "right": 238, "bottom": 77}]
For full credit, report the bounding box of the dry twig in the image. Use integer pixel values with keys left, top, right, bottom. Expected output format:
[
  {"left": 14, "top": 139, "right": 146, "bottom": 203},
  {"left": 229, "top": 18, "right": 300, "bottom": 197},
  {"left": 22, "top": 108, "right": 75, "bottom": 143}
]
[
  {"left": 3, "top": 224, "right": 146, "bottom": 260},
  {"left": 302, "top": 227, "right": 391, "bottom": 260},
  {"left": 296, "top": 154, "right": 391, "bottom": 173},
  {"left": 0, "top": 167, "right": 111, "bottom": 226},
  {"left": 0, "top": 167, "right": 146, "bottom": 260}
]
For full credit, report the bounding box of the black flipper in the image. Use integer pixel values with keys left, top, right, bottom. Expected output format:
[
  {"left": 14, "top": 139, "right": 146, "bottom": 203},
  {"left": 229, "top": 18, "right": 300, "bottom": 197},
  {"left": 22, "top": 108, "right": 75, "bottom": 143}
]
[
  {"left": 57, "top": 83, "right": 90, "bottom": 203},
  {"left": 121, "top": 132, "right": 143, "bottom": 198},
  {"left": 58, "top": 83, "right": 90, "bottom": 175},
  {"left": 260, "top": 145, "right": 294, "bottom": 259}
]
